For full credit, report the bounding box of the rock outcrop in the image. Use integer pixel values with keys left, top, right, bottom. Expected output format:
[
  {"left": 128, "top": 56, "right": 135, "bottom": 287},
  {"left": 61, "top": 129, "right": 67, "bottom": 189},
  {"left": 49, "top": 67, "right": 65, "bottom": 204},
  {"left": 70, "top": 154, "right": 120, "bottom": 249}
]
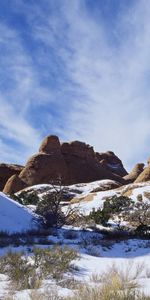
[
  {"left": 134, "top": 156, "right": 150, "bottom": 183},
  {"left": 39, "top": 135, "right": 61, "bottom": 154},
  {"left": 96, "top": 151, "right": 128, "bottom": 177},
  {"left": 147, "top": 157, "right": 150, "bottom": 166},
  {"left": 3, "top": 135, "right": 127, "bottom": 193},
  {"left": 135, "top": 166, "right": 150, "bottom": 183},
  {"left": 0, "top": 164, "right": 24, "bottom": 191},
  {"left": 3, "top": 174, "right": 27, "bottom": 194},
  {"left": 124, "top": 163, "right": 145, "bottom": 183}
]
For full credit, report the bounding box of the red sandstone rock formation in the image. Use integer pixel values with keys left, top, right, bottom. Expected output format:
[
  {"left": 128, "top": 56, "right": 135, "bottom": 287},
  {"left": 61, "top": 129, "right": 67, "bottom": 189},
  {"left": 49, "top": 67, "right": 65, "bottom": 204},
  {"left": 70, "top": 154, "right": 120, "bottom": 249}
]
[
  {"left": 3, "top": 174, "right": 27, "bottom": 194},
  {"left": 3, "top": 135, "right": 127, "bottom": 193},
  {"left": 0, "top": 163, "right": 23, "bottom": 191}
]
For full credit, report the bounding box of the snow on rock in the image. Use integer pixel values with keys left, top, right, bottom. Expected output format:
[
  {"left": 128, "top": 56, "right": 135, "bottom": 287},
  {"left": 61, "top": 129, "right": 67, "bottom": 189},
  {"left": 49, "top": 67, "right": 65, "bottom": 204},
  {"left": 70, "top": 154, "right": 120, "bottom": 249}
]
[
  {"left": 0, "top": 192, "right": 40, "bottom": 233},
  {"left": 126, "top": 184, "right": 150, "bottom": 202}
]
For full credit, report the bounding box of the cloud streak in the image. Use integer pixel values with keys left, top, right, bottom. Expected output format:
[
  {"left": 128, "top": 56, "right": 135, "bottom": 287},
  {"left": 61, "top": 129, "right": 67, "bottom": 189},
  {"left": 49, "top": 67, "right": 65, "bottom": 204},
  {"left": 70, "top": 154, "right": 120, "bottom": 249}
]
[{"left": 1, "top": 0, "right": 150, "bottom": 170}]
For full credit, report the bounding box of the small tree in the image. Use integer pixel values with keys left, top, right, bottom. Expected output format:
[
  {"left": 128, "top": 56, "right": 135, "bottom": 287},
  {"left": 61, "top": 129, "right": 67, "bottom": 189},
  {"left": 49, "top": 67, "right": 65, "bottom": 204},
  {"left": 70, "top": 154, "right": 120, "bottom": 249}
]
[{"left": 36, "top": 179, "right": 77, "bottom": 227}]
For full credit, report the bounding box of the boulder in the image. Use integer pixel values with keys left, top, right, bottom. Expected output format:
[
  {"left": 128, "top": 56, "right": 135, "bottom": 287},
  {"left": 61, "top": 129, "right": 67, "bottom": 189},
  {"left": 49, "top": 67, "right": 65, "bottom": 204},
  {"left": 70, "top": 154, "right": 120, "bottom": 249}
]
[
  {"left": 147, "top": 157, "right": 150, "bottom": 165},
  {"left": 19, "top": 152, "right": 68, "bottom": 186},
  {"left": 135, "top": 166, "right": 150, "bottom": 183},
  {"left": 124, "top": 163, "right": 145, "bottom": 183},
  {"left": 0, "top": 163, "right": 23, "bottom": 191},
  {"left": 96, "top": 151, "right": 128, "bottom": 177},
  {"left": 3, "top": 174, "right": 27, "bottom": 194},
  {"left": 39, "top": 135, "right": 61, "bottom": 154}
]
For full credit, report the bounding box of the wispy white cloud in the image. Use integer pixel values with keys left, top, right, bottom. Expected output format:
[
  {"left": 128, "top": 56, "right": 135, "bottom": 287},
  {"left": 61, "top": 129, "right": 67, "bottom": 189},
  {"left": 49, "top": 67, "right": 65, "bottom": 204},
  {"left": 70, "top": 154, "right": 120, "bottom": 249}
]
[
  {"left": 0, "top": 22, "right": 53, "bottom": 163},
  {"left": 27, "top": 0, "right": 150, "bottom": 169},
  {"left": 1, "top": 0, "right": 150, "bottom": 170}
]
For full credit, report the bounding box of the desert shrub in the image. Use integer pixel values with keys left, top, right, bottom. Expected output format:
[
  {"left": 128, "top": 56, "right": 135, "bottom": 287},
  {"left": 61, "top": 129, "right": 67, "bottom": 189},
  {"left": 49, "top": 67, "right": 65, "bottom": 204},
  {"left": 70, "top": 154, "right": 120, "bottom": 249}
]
[
  {"left": 9, "top": 190, "right": 40, "bottom": 205},
  {"left": 0, "top": 246, "right": 78, "bottom": 291},
  {"left": 87, "top": 207, "right": 110, "bottom": 226},
  {"left": 103, "top": 195, "right": 134, "bottom": 214},
  {"left": 36, "top": 189, "right": 77, "bottom": 228},
  {"left": 36, "top": 192, "right": 66, "bottom": 227},
  {"left": 0, "top": 251, "right": 41, "bottom": 290},
  {"left": 18, "top": 190, "right": 40, "bottom": 205},
  {"left": 8, "top": 193, "right": 23, "bottom": 204},
  {"left": 127, "top": 202, "right": 150, "bottom": 235},
  {"left": 33, "top": 245, "right": 78, "bottom": 280},
  {"left": 86, "top": 196, "right": 134, "bottom": 226}
]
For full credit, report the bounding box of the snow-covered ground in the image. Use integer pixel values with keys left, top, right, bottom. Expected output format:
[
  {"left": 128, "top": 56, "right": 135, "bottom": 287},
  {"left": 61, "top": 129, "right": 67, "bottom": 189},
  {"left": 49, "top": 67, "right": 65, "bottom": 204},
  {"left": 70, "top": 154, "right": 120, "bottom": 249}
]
[
  {"left": 0, "top": 192, "right": 40, "bottom": 233},
  {"left": 22, "top": 180, "right": 150, "bottom": 215},
  {"left": 0, "top": 180, "right": 149, "bottom": 299},
  {"left": 0, "top": 226, "right": 149, "bottom": 299}
]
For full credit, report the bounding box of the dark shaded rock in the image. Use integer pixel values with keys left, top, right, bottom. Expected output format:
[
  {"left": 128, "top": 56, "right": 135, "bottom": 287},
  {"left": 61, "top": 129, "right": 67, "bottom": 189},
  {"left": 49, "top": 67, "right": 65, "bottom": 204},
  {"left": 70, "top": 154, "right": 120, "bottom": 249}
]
[
  {"left": 0, "top": 164, "right": 23, "bottom": 191},
  {"left": 96, "top": 151, "right": 128, "bottom": 177}
]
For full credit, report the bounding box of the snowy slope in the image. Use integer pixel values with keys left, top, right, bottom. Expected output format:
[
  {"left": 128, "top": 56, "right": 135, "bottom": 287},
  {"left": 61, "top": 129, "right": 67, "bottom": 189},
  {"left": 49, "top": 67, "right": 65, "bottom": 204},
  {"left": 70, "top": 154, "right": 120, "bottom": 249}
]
[
  {"left": 0, "top": 192, "right": 39, "bottom": 233},
  {"left": 22, "top": 180, "right": 150, "bottom": 215}
]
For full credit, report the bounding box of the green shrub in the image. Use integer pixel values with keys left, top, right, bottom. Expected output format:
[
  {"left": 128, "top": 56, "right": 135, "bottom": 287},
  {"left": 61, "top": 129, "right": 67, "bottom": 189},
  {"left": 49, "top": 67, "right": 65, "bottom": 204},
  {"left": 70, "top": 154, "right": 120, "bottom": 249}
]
[
  {"left": 127, "top": 202, "right": 150, "bottom": 236},
  {"left": 86, "top": 196, "right": 133, "bottom": 226},
  {"left": 103, "top": 195, "right": 134, "bottom": 215},
  {"left": 87, "top": 208, "right": 110, "bottom": 226},
  {"left": 18, "top": 190, "right": 40, "bottom": 205},
  {"left": 8, "top": 193, "right": 23, "bottom": 204},
  {"left": 9, "top": 190, "right": 40, "bottom": 205}
]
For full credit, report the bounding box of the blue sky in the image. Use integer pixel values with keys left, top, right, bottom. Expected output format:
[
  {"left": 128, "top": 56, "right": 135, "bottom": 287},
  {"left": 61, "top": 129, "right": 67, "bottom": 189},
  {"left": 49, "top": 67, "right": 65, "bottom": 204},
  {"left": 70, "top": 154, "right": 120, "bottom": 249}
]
[{"left": 0, "top": 0, "right": 150, "bottom": 171}]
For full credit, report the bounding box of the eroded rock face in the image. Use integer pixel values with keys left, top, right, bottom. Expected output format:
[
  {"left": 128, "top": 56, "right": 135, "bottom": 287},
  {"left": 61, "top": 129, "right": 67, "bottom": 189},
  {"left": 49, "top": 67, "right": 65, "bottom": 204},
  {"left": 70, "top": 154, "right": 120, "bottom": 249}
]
[
  {"left": 96, "top": 151, "right": 128, "bottom": 177},
  {"left": 3, "top": 174, "right": 27, "bottom": 194},
  {"left": 124, "top": 163, "right": 145, "bottom": 183},
  {"left": 0, "top": 164, "right": 23, "bottom": 191},
  {"left": 39, "top": 135, "right": 61, "bottom": 154},
  {"left": 20, "top": 153, "right": 68, "bottom": 186},
  {"left": 3, "top": 135, "right": 127, "bottom": 193}
]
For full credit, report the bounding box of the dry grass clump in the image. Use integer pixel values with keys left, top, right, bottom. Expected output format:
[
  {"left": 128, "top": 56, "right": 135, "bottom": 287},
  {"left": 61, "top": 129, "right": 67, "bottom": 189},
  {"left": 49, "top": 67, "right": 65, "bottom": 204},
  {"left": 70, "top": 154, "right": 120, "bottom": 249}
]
[
  {"left": 0, "top": 246, "right": 78, "bottom": 291},
  {"left": 65, "top": 264, "right": 150, "bottom": 300},
  {"left": 4, "top": 263, "right": 150, "bottom": 300}
]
